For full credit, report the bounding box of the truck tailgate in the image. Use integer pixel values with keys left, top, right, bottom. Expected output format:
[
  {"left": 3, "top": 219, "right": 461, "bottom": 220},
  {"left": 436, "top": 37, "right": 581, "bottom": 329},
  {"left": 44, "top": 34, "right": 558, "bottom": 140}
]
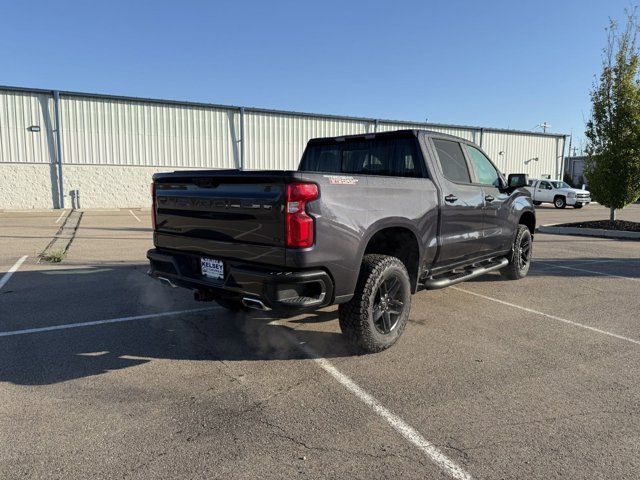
[{"left": 153, "top": 171, "right": 288, "bottom": 266}]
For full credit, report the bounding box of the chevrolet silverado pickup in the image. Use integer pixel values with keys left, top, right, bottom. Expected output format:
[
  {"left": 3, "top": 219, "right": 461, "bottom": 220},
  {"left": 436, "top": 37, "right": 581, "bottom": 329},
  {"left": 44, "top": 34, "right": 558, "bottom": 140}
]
[
  {"left": 148, "top": 130, "right": 535, "bottom": 352},
  {"left": 526, "top": 179, "right": 591, "bottom": 208}
]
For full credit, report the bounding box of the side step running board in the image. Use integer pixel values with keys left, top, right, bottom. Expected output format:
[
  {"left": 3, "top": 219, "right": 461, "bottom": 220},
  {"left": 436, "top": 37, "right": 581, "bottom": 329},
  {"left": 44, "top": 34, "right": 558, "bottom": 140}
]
[{"left": 423, "top": 257, "right": 509, "bottom": 290}]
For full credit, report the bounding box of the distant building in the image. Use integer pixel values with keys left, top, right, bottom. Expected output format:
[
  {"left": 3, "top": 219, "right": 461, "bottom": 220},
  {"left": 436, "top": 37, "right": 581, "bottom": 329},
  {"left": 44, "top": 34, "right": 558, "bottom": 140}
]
[{"left": 565, "top": 155, "right": 587, "bottom": 186}]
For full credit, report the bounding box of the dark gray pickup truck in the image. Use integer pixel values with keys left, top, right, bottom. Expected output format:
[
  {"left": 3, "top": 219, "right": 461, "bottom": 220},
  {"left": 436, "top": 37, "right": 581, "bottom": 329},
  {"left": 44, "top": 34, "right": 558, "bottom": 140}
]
[{"left": 148, "top": 130, "right": 535, "bottom": 352}]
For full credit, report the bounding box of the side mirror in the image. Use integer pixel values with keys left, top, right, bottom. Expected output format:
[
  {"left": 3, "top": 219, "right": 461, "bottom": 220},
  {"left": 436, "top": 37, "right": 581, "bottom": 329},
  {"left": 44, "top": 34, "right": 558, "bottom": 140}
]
[{"left": 507, "top": 173, "right": 528, "bottom": 189}]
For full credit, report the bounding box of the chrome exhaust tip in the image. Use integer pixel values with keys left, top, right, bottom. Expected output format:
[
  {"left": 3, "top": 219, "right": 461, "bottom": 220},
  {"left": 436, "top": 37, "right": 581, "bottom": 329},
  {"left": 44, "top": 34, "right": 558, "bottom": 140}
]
[
  {"left": 156, "top": 276, "right": 177, "bottom": 288},
  {"left": 242, "top": 297, "right": 271, "bottom": 311}
]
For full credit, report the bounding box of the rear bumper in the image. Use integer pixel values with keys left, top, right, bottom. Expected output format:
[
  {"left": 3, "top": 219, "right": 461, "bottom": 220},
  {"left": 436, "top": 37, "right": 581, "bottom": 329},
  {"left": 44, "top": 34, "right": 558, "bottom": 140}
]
[{"left": 147, "top": 248, "right": 334, "bottom": 312}]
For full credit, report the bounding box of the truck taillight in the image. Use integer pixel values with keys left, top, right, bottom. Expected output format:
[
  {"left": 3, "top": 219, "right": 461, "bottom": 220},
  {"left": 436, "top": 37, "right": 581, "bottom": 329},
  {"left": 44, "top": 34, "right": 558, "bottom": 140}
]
[
  {"left": 151, "top": 182, "right": 157, "bottom": 230},
  {"left": 285, "top": 182, "right": 318, "bottom": 248}
]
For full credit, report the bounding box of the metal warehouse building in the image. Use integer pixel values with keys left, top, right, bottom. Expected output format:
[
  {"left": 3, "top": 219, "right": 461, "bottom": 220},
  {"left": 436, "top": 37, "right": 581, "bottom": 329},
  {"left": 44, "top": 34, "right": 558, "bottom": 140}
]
[{"left": 0, "top": 86, "right": 567, "bottom": 209}]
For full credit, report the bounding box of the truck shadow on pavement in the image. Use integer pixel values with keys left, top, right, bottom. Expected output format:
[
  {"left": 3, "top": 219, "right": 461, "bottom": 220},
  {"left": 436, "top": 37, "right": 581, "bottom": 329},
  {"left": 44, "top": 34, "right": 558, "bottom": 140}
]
[
  {"left": 0, "top": 309, "right": 352, "bottom": 386},
  {"left": 0, "top": 265, "right": 352, "bottom": 386}
]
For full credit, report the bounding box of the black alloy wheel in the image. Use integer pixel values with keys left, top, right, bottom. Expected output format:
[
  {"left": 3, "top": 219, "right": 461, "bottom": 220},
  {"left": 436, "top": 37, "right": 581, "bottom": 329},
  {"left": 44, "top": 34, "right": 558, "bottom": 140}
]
[
  {"left": 518, "top": 231, "right": 532, "bottom": 271},
  {"left": 372, "top": 274, "right": 406, "bottom": 334}
]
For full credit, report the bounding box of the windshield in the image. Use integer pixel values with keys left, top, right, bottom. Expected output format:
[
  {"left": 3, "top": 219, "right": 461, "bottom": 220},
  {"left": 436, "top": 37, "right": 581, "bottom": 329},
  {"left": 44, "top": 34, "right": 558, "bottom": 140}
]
[{"left": 551, "top": 181, "right": 571, "bottom": 189}]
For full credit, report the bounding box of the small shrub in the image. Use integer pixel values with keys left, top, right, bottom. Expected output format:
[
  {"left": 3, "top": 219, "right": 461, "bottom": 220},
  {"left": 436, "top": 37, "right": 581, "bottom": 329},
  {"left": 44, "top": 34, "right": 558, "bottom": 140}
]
[{"left": 42, "top": 249, "right": 66, "bottom": 263}]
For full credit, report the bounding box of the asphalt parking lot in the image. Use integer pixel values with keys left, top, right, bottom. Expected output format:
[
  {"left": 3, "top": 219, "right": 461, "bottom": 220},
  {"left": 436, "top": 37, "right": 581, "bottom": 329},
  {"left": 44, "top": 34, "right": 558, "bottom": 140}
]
[{"left": 1, "top": 204, "right": 639, "bottom": 479}]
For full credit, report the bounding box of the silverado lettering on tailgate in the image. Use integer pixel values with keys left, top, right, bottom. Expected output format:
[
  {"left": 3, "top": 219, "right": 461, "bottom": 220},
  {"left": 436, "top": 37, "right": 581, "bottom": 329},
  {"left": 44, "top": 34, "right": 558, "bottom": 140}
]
[{"left": 158, "top": 196, "right": 274, "bottom": 210}]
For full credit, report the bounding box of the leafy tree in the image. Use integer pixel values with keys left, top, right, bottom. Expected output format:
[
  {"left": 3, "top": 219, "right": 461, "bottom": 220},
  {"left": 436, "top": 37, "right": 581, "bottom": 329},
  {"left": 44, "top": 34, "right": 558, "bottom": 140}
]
[{"left": 585, "top": 10, "right": 640, "bottom": 221}]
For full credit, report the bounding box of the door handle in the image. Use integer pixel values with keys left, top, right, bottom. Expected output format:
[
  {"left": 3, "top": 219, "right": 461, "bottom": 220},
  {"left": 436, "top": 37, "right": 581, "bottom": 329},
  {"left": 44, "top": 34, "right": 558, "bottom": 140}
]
[
  {"left": 444, "top": 194, "right": 458, "bottom": 203},
  {"left": 485, "top": 195, "right": 495, "bottom": 202}
]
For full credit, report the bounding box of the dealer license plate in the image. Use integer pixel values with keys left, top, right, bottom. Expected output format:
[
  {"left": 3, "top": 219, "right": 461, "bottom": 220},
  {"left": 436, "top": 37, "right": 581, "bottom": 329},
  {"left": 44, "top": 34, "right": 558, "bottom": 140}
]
[{"left": 201, "top": 257, "right": 224, "bottom": 280}]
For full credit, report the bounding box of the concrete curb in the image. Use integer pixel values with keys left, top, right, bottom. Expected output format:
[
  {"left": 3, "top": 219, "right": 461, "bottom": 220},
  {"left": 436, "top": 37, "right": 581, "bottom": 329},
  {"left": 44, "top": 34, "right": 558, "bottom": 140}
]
[{"left": 538, "top": 224, "right": 640, "bottom": 240}]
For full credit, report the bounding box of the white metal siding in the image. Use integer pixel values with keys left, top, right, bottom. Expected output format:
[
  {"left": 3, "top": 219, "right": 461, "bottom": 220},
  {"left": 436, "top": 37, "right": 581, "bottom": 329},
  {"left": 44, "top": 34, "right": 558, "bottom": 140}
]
[
  {"left": 481, "top": 131, "right": 560, "bottom": 178},
  {"left": 0, "top": 88, "right": 565, "bottom": 180},
  {"left": 243, "top": 111, "right": 373, "bottom": 170},
  {"left": 377, "top": 122, "right": 477, "bottom": 142},
  {"left": 59, "top": 96, "right": 239, "bottom": 168},
  {"left": 0, "top": 90, "right": 55, "bottom": 164}
]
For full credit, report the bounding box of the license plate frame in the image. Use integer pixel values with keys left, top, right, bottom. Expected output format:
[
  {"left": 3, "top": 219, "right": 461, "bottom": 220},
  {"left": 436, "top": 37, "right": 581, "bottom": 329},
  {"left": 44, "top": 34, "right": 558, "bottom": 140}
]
[{"left": 200, "top": 257, "right": 224, "bottom": 280}]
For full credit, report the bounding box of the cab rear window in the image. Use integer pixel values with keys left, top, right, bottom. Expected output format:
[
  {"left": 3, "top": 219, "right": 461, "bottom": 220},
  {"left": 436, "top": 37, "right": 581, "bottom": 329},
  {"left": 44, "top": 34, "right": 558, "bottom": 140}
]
[
  {"left": 298, "top": 137, "right": 425, "bottom": 178},
  {"left": 432, "top": 139, "right": 471, "bottom": 183}
]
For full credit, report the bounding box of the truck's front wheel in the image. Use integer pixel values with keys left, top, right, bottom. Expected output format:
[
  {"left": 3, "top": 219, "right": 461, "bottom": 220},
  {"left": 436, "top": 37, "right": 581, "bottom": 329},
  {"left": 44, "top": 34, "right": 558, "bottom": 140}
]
[
  {"left": 501, "top": 225, "right": 533, "bottom": 280},
  {"left": 554, "top": 196, "right": 566, "bottom": 209},
  {"left": 338, "top": 254, "right": 411, "bottom": 353}
]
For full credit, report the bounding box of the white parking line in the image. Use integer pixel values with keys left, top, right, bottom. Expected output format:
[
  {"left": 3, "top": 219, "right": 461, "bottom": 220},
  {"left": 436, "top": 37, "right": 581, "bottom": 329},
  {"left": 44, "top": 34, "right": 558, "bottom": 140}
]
[
  {"left": 0, "top": 255, "right": 28, "bottom": 291},
  {"left": 54, "top": 210, "right": 66, "bottom": 224},
  {"left": 278, "top": 326, "right": 472, "bottom": 480},
  {"left": 452, "top": 286, "right": 640, "bottom": 346},
  {"left": 313, "top": 355, "right": 471, "bottom": 479},
  {"left": 128, "top": 210, "right": 141, "bottom": 222},
  {"left": 0, "top": 307, "right": 219, "bottom": 338},
  {"left": 536, "top": 261, "right": 639, "bottom": 283}
]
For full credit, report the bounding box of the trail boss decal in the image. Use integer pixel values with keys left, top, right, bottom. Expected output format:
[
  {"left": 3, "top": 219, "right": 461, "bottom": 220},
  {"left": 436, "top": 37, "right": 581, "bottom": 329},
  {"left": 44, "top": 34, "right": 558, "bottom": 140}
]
[{"left": 323, "top": 175, "right": 358, "bottom": 185}]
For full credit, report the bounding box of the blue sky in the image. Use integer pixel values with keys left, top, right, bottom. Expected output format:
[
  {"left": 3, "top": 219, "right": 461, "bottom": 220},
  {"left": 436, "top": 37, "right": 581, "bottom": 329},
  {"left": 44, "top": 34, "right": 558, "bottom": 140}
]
[{"left": 1, "top": 0, "right": 634, "bottom": 149}]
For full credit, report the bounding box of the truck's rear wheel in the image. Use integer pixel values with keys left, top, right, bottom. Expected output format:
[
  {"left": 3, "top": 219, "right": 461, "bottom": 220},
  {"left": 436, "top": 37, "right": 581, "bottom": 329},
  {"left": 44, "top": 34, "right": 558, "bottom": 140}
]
[
  {"left": 338, "top": 254, "right": 411, "bottom": 353},
  {"left": 501, "top": 225, "right": 532, "bottom": 280}
]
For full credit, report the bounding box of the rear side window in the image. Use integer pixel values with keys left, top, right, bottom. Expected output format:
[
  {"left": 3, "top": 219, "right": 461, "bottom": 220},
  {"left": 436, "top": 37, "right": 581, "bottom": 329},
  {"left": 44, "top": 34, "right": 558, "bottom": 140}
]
[
  {"left": 299, "top": 137, "right": 423, "bottom": 178},
  {"left": 432, "top": 139, "right": 471, "bottom": 183}
]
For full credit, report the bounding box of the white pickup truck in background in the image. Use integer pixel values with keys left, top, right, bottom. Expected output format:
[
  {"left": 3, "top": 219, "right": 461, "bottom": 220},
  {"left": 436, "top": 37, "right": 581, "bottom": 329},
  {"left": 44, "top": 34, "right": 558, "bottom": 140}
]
[{"left": 526, "top": 179, "right": 591, "bottom": 209}]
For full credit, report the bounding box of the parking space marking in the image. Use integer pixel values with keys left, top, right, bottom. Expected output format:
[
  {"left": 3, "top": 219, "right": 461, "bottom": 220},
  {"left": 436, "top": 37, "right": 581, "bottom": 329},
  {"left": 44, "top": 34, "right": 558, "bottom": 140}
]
[
  {"left": 277, "top": 326, "right": 472, "bottom": 480},
  {"left": 0, "top": 255, "right": 28, "bottom": 291},
  {"left": 536, "top": 261, "right": 639, "bottom": 283},
  {"left": 54, "top": 210, "right": 66, "bottom": 224},
  {"left": 452, "top": 286, "right": 640, "bottom": 346},
  {"left": 0, "top": 307, "right": 218, "bottom": 338},
  {"left": 128, "top": 210, "right": 142, "bottom": 222}
]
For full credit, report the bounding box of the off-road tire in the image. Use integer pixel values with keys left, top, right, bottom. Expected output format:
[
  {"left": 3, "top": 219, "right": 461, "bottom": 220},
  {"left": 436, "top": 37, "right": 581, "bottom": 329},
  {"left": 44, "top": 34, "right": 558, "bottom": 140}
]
[
  {"left": 501, "top": 225, "right": 533, "bottom": 280},
  {"left": 533, "top": 201, "right": 542, "bottom": 206},
  {"left": 215, "top": 297, "right": 247, "bottom": 311},
  {"left": 338, "top": 254, "right": 411, "bottom": 353},
  {"left": 554, "top": 196, "right": 566, "bottom": 209}
]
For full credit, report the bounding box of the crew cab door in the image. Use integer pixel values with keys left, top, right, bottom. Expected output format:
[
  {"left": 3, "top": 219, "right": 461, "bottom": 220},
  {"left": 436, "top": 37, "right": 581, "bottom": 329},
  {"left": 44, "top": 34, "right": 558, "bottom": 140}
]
[
  {"left": 536, "top": 180, "right": 554, "bottom": 202},
  {"left": 431, "top": 138, "right": 484, "bottom": 265},
  {"left": 464, "top": 144, "right": 512, "bottom": 253}
]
